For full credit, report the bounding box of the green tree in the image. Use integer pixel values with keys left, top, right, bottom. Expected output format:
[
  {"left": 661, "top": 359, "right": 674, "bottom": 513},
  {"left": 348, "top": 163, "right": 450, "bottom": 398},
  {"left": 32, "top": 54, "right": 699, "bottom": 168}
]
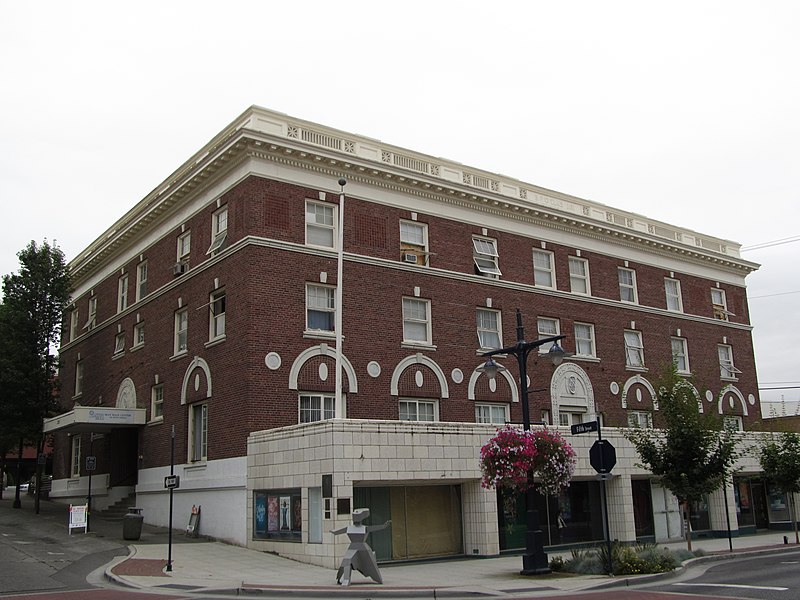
[
  {"left": 0, "top": 240, "right": 71, "bottom": 508},
  {"left": 759, "top": 432, "right": 800, "bottom": 544},
  {"left": 625, "top": 365, "right": 737, "bottom": 551}
]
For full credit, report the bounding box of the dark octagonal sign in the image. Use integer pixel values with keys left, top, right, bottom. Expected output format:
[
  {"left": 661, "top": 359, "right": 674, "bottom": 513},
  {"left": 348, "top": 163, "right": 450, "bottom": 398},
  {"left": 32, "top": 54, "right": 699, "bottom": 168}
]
[{"left": 589, "top": 440, "right": 617, "bottom": 474}]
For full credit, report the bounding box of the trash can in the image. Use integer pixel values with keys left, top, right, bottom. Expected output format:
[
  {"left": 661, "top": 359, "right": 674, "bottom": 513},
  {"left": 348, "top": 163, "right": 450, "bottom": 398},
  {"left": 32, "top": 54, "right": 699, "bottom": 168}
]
[{"left": 122, "top": 507, "right": 144, "bottom": 541}]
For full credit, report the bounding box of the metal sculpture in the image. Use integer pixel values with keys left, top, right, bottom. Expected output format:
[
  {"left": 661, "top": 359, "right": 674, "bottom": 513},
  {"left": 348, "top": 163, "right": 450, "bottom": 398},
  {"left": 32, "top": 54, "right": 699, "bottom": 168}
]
[{"left": 331, "top": 508, "right": 391, "bottom": 585}]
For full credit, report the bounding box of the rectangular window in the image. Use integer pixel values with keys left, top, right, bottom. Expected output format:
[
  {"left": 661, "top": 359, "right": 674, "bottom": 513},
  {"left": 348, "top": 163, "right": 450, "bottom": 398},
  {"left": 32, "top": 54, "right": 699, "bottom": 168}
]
[
  {"left": 70, "top": 435, "right": 81, "bottom": 478},
  {"left": 400, "top": 220, "right": 429, "bottom": 265},
  {"left": 532, "top": 249, "right": 555, "bottom": 288},
  {"left": 306, "top": 284, "right": 335, "bottom": 333},
  {"left": 177, "top": 231, "right": 191, "bottom": 261},
  {"left": 537, "top": 317, "right": 560, "bottom": 353},
  {"left": 723, "top": 415, "right": 743, "bottom": 431},
  {"left": 190, "top": 403, "right": 208, "bottom": 461},
  {"left": 207, "top": 206, "right": 228, "bottom": 255},
  {"left": 711, "top": 288, "right": 730, "bottom": 321},
  {"left": 628, "top": 411, "right": 653, "bottom": 428},
  {"left": 114, "top": 332, "right": 125, "bottom": 355},
  {"left": 136, "top": 261, "right": 148, "bottom": 302},
  {"left": 399, "top": 399, "right": 437, "bottom": 422},
  {"left": 253, "top": 489, "right": 302, "bottom": 540},
  {"left": 476, "top": 308, "right": 502, "bottom": 350},
  {"left": 671, "top": 337, "right": 690, "bottom": 373},
  {"left": 559, "top": 412, "right": 576, "bottom": 427},
  {"left": 472, "top": 237, "right": 501, "bottom": 277},
  {"left": 665, "top": 278, "right": 683, "bottom": 312},
  {"left": 70, "top": 309, "right": 80, "bottom": 342},
  {"left": 569, "top": 257, "right": 590, "bottom": 295},
  {"left": 718, "top": 344, "right": 740, "bottom": 379},
  {"left": 86, "top": 296, "right": 97, "bottom": 330},
  {"left": 209, "top": 289, "right": 226, "bottom": 340},
  {"left": 574, "top": 322, "right": 596, "bottom": 358},
  {"left": 74, "top": 360, "right": 84, "bottom": 397},
  {"left": 624, "top": 330, "right": 645, "bottom": 368},
  {"left": 174, "top": 308, "right": 188, "bottom": 355},
  {"left": 618, "top": 267, "right": 638, "bottom": 303},
  {"left": 305, "top": 200, "right": 336, "bottom": 248},
  {"left": 133, "top": 322, "right": 145, "bottom": 347},
  {"left": 475, "top": 403, "right": 508, "bottom": 424},
  {"left": 299, "top": 394, "right": 335, "bottom": 423},
  {"left": 402, "top": 297, "right": 431, "bottom": 345},
  {"left": 117, "top": 274, "right": 129, "bottom": 313},
  {"left": 151, "top": 384, "right": 164, "bottom": 420}
]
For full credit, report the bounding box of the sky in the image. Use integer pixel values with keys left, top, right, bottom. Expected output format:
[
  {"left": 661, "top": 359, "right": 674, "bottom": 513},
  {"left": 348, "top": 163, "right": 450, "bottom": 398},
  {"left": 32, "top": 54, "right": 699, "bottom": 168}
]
[{"left": 1, "top": 1, "right": 797, "bottom": 414}]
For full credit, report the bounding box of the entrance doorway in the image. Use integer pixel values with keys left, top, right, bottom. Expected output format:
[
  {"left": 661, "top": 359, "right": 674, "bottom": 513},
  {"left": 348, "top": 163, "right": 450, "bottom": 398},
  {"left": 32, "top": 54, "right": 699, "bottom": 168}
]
[{"left": 109, "top": 428, "right": 139, "bottom": 487}]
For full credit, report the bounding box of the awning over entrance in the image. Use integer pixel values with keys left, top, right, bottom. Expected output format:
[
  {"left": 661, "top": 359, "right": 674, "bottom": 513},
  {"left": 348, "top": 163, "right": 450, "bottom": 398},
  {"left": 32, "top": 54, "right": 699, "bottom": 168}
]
[{"left": 43, "top": 406, "right": 147, "bottom": 434}]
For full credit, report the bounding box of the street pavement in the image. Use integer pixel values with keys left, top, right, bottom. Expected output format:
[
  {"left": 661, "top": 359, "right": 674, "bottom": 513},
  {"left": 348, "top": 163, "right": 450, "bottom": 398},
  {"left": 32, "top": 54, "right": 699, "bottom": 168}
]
[{"left": 3, "top": 494, "right": 799, "bottom": 598}]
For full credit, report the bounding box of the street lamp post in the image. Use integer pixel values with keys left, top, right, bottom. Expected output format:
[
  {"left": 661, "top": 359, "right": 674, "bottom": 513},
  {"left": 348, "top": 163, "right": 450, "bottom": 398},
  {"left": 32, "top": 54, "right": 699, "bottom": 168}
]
[{"left": 478, "top": 308, "right": 569, "bottom": 575}]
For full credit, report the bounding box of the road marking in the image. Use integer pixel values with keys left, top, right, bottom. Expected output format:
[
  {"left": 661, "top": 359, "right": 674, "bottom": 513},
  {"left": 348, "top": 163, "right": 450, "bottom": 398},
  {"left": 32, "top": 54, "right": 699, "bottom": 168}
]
[
  {"left": 675, "top": 582, "right": 789, "bottom": 591},
  {"left": 47, "top": 551, "right": 65, "bottom": 555}
]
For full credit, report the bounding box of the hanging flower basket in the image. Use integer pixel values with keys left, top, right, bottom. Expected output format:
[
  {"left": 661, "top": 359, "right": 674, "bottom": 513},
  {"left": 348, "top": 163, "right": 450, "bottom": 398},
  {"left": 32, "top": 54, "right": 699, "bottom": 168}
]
[{"left": 479, "top": 425, "right": 576, "bottom": 497}]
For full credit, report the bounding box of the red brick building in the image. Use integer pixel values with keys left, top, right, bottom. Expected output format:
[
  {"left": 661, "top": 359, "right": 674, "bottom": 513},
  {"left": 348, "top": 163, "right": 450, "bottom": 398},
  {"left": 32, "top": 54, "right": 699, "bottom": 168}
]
[{"left": 46, "top": 107, "right": 770, "bottom": 566}]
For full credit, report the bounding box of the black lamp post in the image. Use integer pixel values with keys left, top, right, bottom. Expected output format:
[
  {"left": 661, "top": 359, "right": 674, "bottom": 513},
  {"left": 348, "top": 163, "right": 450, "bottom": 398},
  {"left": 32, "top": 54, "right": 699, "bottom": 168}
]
[{"left": 477, "top": 308, "right": 569, "bottom": 575}]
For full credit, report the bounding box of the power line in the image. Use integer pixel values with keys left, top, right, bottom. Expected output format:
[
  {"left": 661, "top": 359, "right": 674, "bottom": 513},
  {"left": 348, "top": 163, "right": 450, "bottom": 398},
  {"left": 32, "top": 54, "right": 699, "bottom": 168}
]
[
  {"left": 741, "top": 235, "right": 800, "bottom": 252},
  {"left": 749, "top": 290, "right": 800, "bottom": 300},
  {"left": 759, "top": 386, "right": 800, "bottom": 391}
]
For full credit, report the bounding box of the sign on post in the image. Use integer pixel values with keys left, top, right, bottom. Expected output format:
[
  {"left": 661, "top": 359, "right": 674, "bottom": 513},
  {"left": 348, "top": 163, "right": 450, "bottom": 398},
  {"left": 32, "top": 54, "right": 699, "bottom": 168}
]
[
  {"left": 85, "top": 456, "right": 96, "bottom": 472},
  {"left": 570, "top": 421, "right": 599, "bottom": 435},
  {"left": 590, "top": 440, "right": 617, "bottom": 474},
  {"left": 164, "top": 475, "right": 180, "bottom": 489}
]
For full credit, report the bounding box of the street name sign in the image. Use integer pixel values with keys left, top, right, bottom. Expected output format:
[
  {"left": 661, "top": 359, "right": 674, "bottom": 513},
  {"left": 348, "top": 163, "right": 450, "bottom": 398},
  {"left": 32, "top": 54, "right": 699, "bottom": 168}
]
[{"left": 570, "top": 421, "right": 599, "bottom": 435}]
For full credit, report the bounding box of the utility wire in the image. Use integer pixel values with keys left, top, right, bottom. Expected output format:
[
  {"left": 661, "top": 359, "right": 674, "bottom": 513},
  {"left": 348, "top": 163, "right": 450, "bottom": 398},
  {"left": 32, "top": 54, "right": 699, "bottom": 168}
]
[
  {"left": 749, "top": 290, "right": 800, "bottom": 300},
  {"left": 741, "top": 235, "right": 800, "bottom": 252}
]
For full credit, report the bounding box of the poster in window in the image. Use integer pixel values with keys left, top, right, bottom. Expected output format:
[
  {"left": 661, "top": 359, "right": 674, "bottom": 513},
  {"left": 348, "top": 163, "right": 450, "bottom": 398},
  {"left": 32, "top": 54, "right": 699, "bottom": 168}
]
[
  {"left": 255, "top": 493, "right": 267, "bottom": 536},
  {"left": 292, "top": 495, "right": 302, "bottom": 531},
  {"left": 268, "top": 495, "right": 279, "bottom": 532},
  {"left": 279, "top": 495, "right": 291, "bottom": 530},
  {"left": 738, "top": 482, "right": 750, "bottom": 510}
]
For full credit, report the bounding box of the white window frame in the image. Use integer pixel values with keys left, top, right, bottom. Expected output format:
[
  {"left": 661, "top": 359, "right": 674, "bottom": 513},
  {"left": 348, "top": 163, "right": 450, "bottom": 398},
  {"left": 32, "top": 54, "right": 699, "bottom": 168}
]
[
  {"left": 70, "top": 309, "right": 80, "bottom": 342},
  {"left": 399, "top": 398, "right": 438, "bottom": 422},
  {"left": 627, "top": 411, "right": 654, "bottom": 429},
  {"left": 306, "top": 284, "right": 336, "bottom": 334},
  {"left": 402, "top": 297, "right": 431, "bottom": 345},
  {"left": 86, "top": 296, "right": 97, "bottom": 330},
  {"left": 133, "top": 322, "right": 145, "bottom": 348},
  {"left": 174, "top": 308, "right": 188, "bottom": 355},
  {"left": 177, "top": 231, "right": 191, "bottom": 262},
  {"left": 537, "top": 317, "right": 560, "bottom": 353},
  {"left": 718, "top": 344, "right": 741, "bottom": 380},
  {"left": 114, "top": 332, "right": 125, "bottom": 355},
  {"left": 711, "top": 288, "right": 730, "bottom": 321},
  {"left": 189, "top": 402, "right": 208, "bottom": 462},
  {"left": 532, "top": 249, "right": 556, "bottom": 289},
  {"left": 665, "top": 278, "right": 683, "bottom": 312},
  {"left": 475, "top": 403, "right": 508, "bottom": 424},
  {"left": 723, "top": 415, "right": 743, "bottom": 431},
  {"left": 618, "top": 267, "right": 638, "bottom": 303},
  {"left": 574, "top": 322, "right": 596, "bottom": 358},
  {"left": 299, "top": 393, "right": 337, "bottom": 423},
  {"left": 569, "top": 257, "right": 591, "bottom": 295},
  {"left": 558, "top": 412, "right": 582, "bottom": 427},
  {"left": 207, "top": 206, "right": 228, "bottom": 256},
  {"left": 671, "top": 337, "right": 690, "bottom": 374},
  {"left": 209, "top": 289, "right": 226, "bottom": 341},
  {"left": 305, "top": 200, "right": 336, "bottom": 249},
  {"left": 74, "top": 360, "right": 84, "bottom": 397},
  {"left": 624, "top": 330, "right": 645, "bottom": 368},
  {"left": 117, "top": 274, "right": 129, "bottom": 313},
  {"left": 472, "top": 236, "right": 501, "bottom": 277},
  {"left": 476, "top": 308, "right": 502, "bottom": 350},
  {"left": 151, "top": 384, "right": 164, "bottom": 421},
  {"left": 400, "top": 220, "right": 429, "bottom": 265},
  {"left": 70, "top": 435, "right": 82, "bottom": 477},
  {"left": 136, "top": 261, "right": 148, "bottom": 302}
]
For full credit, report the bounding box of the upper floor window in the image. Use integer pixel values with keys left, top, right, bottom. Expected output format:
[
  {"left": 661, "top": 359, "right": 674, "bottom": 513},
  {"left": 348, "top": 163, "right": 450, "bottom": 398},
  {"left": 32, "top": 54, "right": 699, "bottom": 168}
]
[
  {"left": 306, "top": 284, "right": 335, "bottom": 333},
  {"left": 151, "top": 384, "right": 164, "bottom": 421},
  {"left": 665, "top": 278, "right": 683, "bottom": 312},
  {"left": 574, "top": 322, "right": 596, "bottom": 358},
  {"left": 718, "top": 344, "right": 741, "bottom": 379},
  {"left": 628, "top": 411, "right": 653, "bottom": 429},
  {"left": 133, "top": 322, "right": 145, "bottom": 348},
  {"left": 402, "top": 297, "right": 431, "bottom": 345},
  {"left": 569, "top": 257, "right": 590, "bottom": 295},
  {"left": 476, "top": 308, "right": 502, "bottom": 350},
  {"left": 86, "top": 296, "right": 97, "bottom": 330},
  {"left": 177, "top": 231, "right": 191, "bottom": 262},
  {"left": 711, "top": 288, "right": 730, "bottom": 321},
  {"left": 723, "top": 415, "right": 743, "bottom": 431},
  {"left": 70, "top": 309, "right": 80, "bottom": 342},
  {"left": 399, "top": 398, "right": 437, "bottom": 422},
  {"left": 305, "top": 201, "right": 336, "bottom": 248},
  {"left": 624, "top": 330, "right": 645, "bottom": 368},
  {"left": 671, "top": 337, "right": 690, "bottom": 374},
  {"left": 475, "top": 403, "right": 508, "bottom": 425},
  {"left": 209, "top": 289, "right": 226, "bottom": 340},
  {"left": 114, "top": 332, "right": 125, "bottom": 355},
  {"left": 537, "top": 317, "right": 560, "bottom": 353},
  {"left": 400, "top": 220, "right": 429, "bottom": 265},
  {"left": 117, "top": 275, "right": 129, "bottom": 313},
  {"left": 136, "top": 261, "right": 148, "bottom": 302},
  {"left": 207, "top": 206, "right": 228, "bottom": 256},
  {"left": 532, "top": 250, "right": 555, "bottom": 288},
  {"left": 74, "top": 360, "right": 84, "bottom": 397},
  {"left": 299, "top": 393, "right": 336, "bottom": 423},
  {"left": 472, "top": 237, "right": 501, "bottom": 277},
  {"left": 618, "top": 267, "right": 638, "bottom": 303},
  {"left": 174, "top": 308, "right": 188, "bottom": 355}
]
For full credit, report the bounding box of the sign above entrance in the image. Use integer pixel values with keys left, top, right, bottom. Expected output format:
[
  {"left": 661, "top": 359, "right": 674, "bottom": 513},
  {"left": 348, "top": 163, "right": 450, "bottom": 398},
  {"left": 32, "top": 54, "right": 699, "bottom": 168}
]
[{"left": 43, "top": 406, "right": 146, "bottom": 434}]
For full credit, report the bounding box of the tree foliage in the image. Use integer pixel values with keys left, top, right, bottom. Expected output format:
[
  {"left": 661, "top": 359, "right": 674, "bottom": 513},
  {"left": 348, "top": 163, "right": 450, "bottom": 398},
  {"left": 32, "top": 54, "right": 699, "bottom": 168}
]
[
  {"left": 759, "top": 432, "right": 800, "bottom": 543},
  {"left": 0, "top": 240, "right": 71, "bottom": 446}
]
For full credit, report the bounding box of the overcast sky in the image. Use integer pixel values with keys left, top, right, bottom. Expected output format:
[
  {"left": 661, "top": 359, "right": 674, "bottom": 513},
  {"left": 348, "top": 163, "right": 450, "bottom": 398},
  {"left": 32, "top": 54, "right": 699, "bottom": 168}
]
[{"left": 1, "top": 1, "right": 797, "bottom": 413}]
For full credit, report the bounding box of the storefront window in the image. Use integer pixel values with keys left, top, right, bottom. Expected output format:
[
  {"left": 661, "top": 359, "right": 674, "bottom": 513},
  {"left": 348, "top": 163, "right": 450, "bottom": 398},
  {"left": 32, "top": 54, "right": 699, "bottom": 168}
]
[
  {"left": 689, "top": 495, "right": 710, "bottom": 532},
  {"left": 768, "top": 485, "right": 790, "bottom": 523},
  {"left": 734, "top": 478, "right": 754, "bottom": 527},
  {"left": 253, "top": 489, "right": 302, "bottom": 541}
]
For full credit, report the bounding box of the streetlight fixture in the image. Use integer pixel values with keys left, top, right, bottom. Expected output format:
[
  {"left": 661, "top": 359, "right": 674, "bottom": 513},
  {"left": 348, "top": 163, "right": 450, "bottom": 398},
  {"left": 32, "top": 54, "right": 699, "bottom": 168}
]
[{"left": 477, "top": 308, "right": 571, "bottom": 575}]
